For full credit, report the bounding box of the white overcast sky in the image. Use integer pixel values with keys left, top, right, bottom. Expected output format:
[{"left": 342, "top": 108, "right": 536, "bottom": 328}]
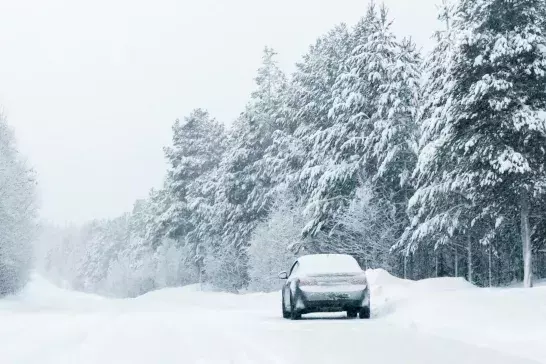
[{"left": 0, "top": 0, "right": 441, "bottom": 224}]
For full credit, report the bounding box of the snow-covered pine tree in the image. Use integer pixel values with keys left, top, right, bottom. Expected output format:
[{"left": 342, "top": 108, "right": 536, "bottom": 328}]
[
  {"left": 417, "top": 0, "right": 456, "bottom": 150},
  {"left": 282, "top": 24, "right": 353, "bottom": 241},
  {"left": 327, "top": 184, "right": 398, "bottom": 270},
  {"left": 406, "top": 0, "right": 546, "bottom": 287},
  {"left": 298, "top": 10, "right": 377, "bottom": 240},
  {"left": 247, "top": 194, "right": 304, "bottom": 292},
  {"left": 363, "top": 30, "right": 421, "bottom": 277},
  {"left": 369, "top": 37, "right": 421, "bottom": 195},
  {"left": 36, "top": 194, "right": 201, "bottom": 297},
  {"left": 0, "top": 114, "right": 37, "bottom": 295},
  {"left": 209, "top": 47, "right": 287, "bottom": 289},
  {"left": 104, "top": 200, "right": 157, "bottom": 297},
  {"left": 449, "top": 0, "right": 546, "bottom": 288},
  {"left": 74, "top": 216, "right": 129, "bottom": 293},
  {"left": 314, "top": 4, "right": 419, "bottom": 271},
  {"left": 396, "top": 0, "right": 475, "bottom": 281},
  {"left": 161, "top": 108, "right": 227, "bottom": 278}
]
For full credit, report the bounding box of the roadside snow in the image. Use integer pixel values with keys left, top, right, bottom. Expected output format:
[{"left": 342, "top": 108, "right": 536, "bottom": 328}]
[
  {"left": 0, "top": 271, "right": 544, "bottom": 363},
  {"left": 0, "top": 274, "right": 108, "bottom": 312},
  {"left": 368, "top": 269, "right": 546, "bottom": 363}
]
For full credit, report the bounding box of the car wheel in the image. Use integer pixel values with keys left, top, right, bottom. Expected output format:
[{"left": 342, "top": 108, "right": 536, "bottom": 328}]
[
  {"left": 347, "top": 309, "right": 358, "bottom": 319},
  {"left": 359, "top": 306, "right": 371, "bottom": 319},
  {"left": 290, "top": 293, "right": 302, "bottom": 320},
  {"left": 282, "top": 290, "right": 290, "bottom": 319}
]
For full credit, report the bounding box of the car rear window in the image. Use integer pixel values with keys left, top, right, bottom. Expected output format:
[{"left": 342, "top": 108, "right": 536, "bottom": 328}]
[{"left": 296, "top": 254, "right": 363, "bottom": 276}]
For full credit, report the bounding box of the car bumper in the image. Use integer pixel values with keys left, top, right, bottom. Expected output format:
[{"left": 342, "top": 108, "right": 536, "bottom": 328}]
[{"left": 296, "top": 285, "right": 370, "bottom": 313}]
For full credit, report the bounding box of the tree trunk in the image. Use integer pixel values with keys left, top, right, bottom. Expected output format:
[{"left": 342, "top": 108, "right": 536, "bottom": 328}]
[
  {"left": 488, "top": 244, "right": 492, "bottom": 287},
  {"left": 454, "top": 247, "right": 458, "bottom": 277},
  {"left": 404, "top": 254, "right": 408, "bottom": 279},
  {"left": 521, "top": 190, "right": 533, "bottom": 288},
  {"left": 435, "top": 253, "right": 439, "bottom": 277},
  {"left": 467, "top": 235, "right": 472, "bottom": 284}
]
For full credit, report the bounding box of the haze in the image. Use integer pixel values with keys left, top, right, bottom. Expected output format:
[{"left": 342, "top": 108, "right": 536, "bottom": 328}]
[{"left": 0, "top": 0, "right": 440, "bottom": 224}]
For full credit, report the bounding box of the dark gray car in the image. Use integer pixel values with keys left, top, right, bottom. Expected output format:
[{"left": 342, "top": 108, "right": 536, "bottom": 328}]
[{"left": 279, "top": 254, "right": 370, "bottom": 320}]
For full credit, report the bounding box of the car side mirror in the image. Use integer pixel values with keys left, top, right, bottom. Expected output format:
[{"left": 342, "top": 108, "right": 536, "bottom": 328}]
[{"left": 278, "top": 271, "right": 288, "bottom": 279}]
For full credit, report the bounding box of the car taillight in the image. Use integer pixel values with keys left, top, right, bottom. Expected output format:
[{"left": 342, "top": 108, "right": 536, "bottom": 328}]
[{"left": 349, "top": 274, "right": 368, "bottom": 285}]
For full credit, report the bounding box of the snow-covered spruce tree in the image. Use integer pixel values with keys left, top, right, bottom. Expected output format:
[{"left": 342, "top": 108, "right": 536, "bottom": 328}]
[
  {"left": 104, "top": 235, "right": 155, "bottom": 297},
  {"left": 140, "top": 187, "right": 181, "bottom": 253},
  {"left": 74, "top": 215, "right": 130, "bottom": 293},
  {"left": 298, "top": 11, "right": 377, "bottom": 240},
  {"left": 209, "top": 47, "right": 287, "bottom": 290},
  {"left": 326, "top": 184, "right": 398, "bottom": 271},
  {"left": 364, "top": 32, "right": 421, "bottom": 277},
  {"left": 451, "top": 0, "right": 546, "bottom": 288},
  {"left": 285, "top": 23, "right": 352, "bottom": 209},
  {"left": 396, "top": 0, "right": 475, "bottom": 281},
  {"left": 369, "top": 36, "right": 421, "bottom": 197},
  {"left": 104, "top": 197, "right": 202, "bottom": 297},
  {"left": 247, "top": 194, "right": 304, "bottom": 292},
  {"left": 255, "top": 25, "right": 355, "bottom": 255},
  {"left": 103, "top": 200, "right": 157, "bottom": 297},
  {"left": 152, "top": 239, "right": 197, "bottom": 289},
  {"left": 161, "top": 108, "right": 227, "bottom": 280},
  {"left": 405, "top": 0, "right": 546, "bottom": 288},
  {"left": 310, "top": 5, "right": 419, "bottom": 272},
  {"left": 35, "top": 194, "right": 200, "bottom": 297},
  {"left": 0, "top": 114, "right": 37, "bottom": 295},
  {"left": 415, "top": 0, "right": 456, "bottom": 150},
  {"left": 34, "top": 221, "right": 94, "bottom": 290}
]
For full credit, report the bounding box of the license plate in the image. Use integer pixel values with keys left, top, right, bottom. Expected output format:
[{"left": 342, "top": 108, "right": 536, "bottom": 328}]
[{"left": 327, "top": 293, "right": 349, "bottom": 300}]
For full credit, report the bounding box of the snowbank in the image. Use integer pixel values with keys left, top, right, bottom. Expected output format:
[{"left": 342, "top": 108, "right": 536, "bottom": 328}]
[
  {"left": 0, "top": 273, "right": 107, "bottom": 312},
  {"left": 133, "top": 285, "right": 278, "bottom": 313},
  {"left": 368, "top": 269, "right": 546, "bottom": 362},
  {"left": 2, "top": 271, "right": 545, "bottom": 363}
]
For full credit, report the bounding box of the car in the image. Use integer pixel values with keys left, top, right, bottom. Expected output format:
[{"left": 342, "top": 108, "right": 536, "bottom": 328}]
[{"left": 278, "top": 254, "right": 370, "bottom": 320}]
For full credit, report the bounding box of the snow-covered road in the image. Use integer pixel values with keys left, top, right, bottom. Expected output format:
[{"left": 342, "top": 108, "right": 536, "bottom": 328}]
[{"left": 1, "top": 272, "right": 545, "bottom": 364}]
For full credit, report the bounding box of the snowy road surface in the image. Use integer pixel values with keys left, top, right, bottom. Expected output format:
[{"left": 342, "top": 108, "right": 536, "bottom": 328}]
[{"left": 1, "top": 271, "right": 545, "bottom": 364}]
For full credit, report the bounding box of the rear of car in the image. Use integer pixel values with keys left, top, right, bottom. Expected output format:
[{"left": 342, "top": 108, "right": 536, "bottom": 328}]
[{"left": 280, "top": 254, "right": 370, "bottom": 319}]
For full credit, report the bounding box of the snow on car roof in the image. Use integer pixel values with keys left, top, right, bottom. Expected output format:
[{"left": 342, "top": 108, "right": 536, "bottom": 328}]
[{"left": 296, "top": 254, "right": 363, "bottom": 275}]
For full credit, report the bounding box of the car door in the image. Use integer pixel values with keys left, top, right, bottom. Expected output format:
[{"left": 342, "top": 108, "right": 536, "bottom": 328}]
[{"left": 283, "top": 260, "right": 300, "bottom": 308}]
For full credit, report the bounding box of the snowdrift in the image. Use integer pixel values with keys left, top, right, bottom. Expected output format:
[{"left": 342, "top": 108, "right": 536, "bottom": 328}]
[
  {"left": 1, "top": 271, "right": 545, "bottom": 362},
  {"left": 367, "top": 269, "right": 546, "bottom": 362},
  {"left": 0, "top": 273, "right": 107, "bottom": 312},
  {"left": 133, "top": 285, "right": 278, "bottom": 312}
]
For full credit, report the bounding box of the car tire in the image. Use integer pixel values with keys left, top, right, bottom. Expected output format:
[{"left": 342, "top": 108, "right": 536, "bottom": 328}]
[
  {"left": 347, "top": 309, "right": 358, "bottom": 319},
  {"left": 282, "top": 291, "right": 290, "bottom": 319},
  {"left": 359, "top": 306, "right": 371, "bottom": 319},
  {"left": 290, "top": 293, "right": 302, "bottom": 320}
]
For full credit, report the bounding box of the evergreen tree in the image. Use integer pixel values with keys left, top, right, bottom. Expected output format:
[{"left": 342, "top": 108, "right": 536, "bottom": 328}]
[
  {"left": 247, "top": 194, "right": 304, "bottom": 292},
  {"left": 319, "top": 4, "right": 420, "bottom": 266},
  {"left": 397, "top": 0, "right": 473, "bottom": 280},
  {"left": 0, "top": 114, "right": 37, "bottom": 295},
  {"left": 161, "top": 108, "right": 227, "bottom": 276},
  {"left": 211, "top": 47, "right": 287, "bottom": 289},
  {"left": 326, "top": 184, "right": 398, "bottom": 270},
  {"left": 369, "top": 37, "right": 421, "bottom": 193},
  {"left": 75, "top": 216, "right": 129, "bottom": 293},
  {"left": 287, "top": 24, "right": 354, "bottom": 239},
  {"left": 406, "top": 0, "right": 546, "bottom": 288},
  {"left": 296, "top": 16, "right": 373, "bottom": 239}
]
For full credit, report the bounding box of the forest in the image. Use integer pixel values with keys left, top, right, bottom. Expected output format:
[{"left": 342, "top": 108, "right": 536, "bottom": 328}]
[{"left": 3, "top": 0, "right": 546, "bottom": 297}]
